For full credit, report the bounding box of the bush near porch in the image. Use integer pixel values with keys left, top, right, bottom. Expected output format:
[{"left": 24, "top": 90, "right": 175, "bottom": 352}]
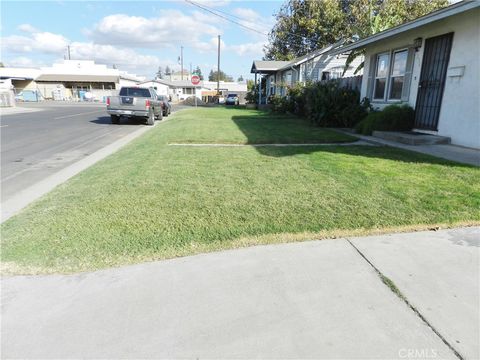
[
  {"left": 355, "top": 105, "right": 415, "bottom": 135},
  {"left": 272, "top": 81, "right": 370, "bottom": 128}
]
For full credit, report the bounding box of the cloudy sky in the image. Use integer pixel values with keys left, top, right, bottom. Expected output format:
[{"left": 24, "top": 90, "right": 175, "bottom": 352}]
[{"left": 1, "top": 0, "right": 282, "bottom": 80}]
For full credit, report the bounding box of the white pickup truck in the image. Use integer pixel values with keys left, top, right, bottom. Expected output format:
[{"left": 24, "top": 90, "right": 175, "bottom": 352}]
[{"left": 106, "top": 87, "right": 163, "bottom": 125}]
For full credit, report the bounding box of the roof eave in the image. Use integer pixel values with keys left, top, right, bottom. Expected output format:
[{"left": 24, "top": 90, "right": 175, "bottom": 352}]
[{"left": 330, "top": 0, "right": 479, "bottom": 55}]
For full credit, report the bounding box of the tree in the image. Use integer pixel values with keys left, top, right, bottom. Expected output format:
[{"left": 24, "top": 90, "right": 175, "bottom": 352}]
[
  {"left": 156, "top": 66, "right": 164, "bottom": 79},
  {"left": 165, "top": 66, "right": 172, "bottom": 76},
  {"left": 193, "top": 66, "right": 204, "bottom": 80},
  {"left": 237, "top": 75, "right": 244, "bottom": 82},
  {"left": 0, "top": 62, "right": 4, "bottom": 68},
  {"left": 208, "top": 70, "right": 233, "bottom": 82},
  {"left": 264, "top": 0, "right": 448, "bottom": 61}
]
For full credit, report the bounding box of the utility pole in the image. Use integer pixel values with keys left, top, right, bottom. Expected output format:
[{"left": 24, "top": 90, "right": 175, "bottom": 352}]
[
  {"left": 217, "top": 35, "right": 221, "bottom": 95},
  {"left": 181, "top": 46, "right": 184, "bottom": 81},
  {"left": 67, "top": 45, "right": 71, "bottom": 60}
]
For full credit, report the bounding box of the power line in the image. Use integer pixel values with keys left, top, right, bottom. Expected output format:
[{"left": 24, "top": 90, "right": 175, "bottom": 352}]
[
  {"left": 184, "top": 0, "right": 310, "bottom": 42},
  {"left": 185, "top": 0, "right": 268, "bottom": 37}
]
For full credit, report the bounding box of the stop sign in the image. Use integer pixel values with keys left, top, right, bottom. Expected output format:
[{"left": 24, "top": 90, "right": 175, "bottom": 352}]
[{"left": 191, "top": 75, "right": 200, "bottom": 85}]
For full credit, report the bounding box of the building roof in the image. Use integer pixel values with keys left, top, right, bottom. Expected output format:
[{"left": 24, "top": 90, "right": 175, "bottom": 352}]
[
  {"left": 251, "top": 60, "right": 292, "bottom": 73},
  {"left": 36, "top": 74, "right": 119, "bottom": 83},
  {"left": 0, "top": 67, "right": 41, "bottom": 80},
  {"left": 280, "top": 40, "right": 345, "bottom": 70},
  {"left": 331, "top": 0, "right": 479, "bottom": 55},
  {"left": 250, "top": 40, "right": 345, "bottom": 74}
]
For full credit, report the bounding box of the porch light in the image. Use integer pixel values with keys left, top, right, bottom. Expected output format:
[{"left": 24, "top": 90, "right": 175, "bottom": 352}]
[{"left": 414, "top": 37, "right": 423, "bottom": 51}]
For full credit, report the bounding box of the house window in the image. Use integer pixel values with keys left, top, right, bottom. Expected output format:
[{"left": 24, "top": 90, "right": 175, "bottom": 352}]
[
  {"left": 321, "top": 71, "right": 330, "bottom": 81},
  {"left": 374, "top": 53, "right": 390, "bottom": 100},
  {"left": 389, "top": 49, "right": 408, "bottom": 100}
]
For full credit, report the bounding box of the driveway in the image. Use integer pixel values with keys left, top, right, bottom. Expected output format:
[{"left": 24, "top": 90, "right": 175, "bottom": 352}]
[
  {"left": 2, "top": 227, "right": 478, "bottom": 359},
  {"left": 1, "top": 102, "right": 186, "bottom": 204}
]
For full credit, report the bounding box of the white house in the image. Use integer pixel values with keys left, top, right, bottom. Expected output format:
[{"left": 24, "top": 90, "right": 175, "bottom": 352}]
[
  {"left": 251, "top": 42, "right": 364, "bottom": 102},
  {"left": 332, "top": 0, "right": 479, "bottom": 149},
  {"left": 137, "top": 80, "right": 171, "bottom": 96},
  {"left": 151, "top": 78, "right": 207, "bottom": 101}
]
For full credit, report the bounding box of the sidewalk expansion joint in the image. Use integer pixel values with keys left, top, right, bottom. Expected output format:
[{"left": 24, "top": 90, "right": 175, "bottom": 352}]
[{"left": 346, "top": 238, "right": 464, "bottom": 360}]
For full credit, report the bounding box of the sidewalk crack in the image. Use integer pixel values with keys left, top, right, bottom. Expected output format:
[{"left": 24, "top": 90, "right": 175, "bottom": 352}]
[{"left": 346, "top": 238, "right": 464, "bottom": 360}]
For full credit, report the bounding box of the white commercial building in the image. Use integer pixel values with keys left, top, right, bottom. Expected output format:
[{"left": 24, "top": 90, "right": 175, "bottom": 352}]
[{"left": 0, "top": 60, "right": 145, "bottom": 102}]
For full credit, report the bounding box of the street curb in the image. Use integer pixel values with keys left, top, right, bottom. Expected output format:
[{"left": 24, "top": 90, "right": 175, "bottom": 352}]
[{"left": 1, "top": 121, "right": 159, "bottom": 223}]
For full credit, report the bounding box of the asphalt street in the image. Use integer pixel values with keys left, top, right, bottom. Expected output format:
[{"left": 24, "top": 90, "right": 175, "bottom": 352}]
[
  {"left": 1, "top": 102, "right": 182, "bottom": 203},
  {"left": 2, "top": 227, "right": 478, "bottom": 359}
]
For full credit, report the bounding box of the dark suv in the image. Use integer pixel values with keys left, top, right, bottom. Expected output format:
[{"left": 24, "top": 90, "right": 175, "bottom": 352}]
[{"left": 157, "top": 95, "right": 171, "bottom": 116}]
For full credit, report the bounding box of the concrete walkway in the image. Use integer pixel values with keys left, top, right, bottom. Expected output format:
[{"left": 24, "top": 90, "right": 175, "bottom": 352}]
[
  {"left": 334, "top": 129, "right": 480, "bottom": 166},
  {"left": 2, "top": 227, "right": 478, "bottom": 359}
]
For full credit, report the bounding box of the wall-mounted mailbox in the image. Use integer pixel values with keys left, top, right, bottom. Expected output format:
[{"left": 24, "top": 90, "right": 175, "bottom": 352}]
[{"left": 447, "top": 66, "right": 465, "bottom": 77}]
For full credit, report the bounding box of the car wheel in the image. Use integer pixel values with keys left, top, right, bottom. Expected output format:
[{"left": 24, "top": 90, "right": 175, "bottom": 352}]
[
  {"left": 147, "top": 110, "right": 155, "bottom": 125},
  {"left": 111, "top": 115, "right": 120, "bottom": 124},
  {"left": 163, "top": 109, "right": 168, "bottom": 117}
]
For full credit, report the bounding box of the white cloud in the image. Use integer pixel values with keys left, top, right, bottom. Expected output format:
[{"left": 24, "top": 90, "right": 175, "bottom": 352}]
[
  {"left": 5, "top": 56, "right": 45, "bottom": 68},
  {"left": 18, "top": 24, "right": 38, "bottom": 33},
  {"left": 233, "top": 7, "right": 262, "bottom": 21},
  {"left": 194, "top": 0, "right": 231, "bottom": 7},
  {"left": 69, "top": 42, "right": 161, "bottom": 70},
  {"left": 194, "top": 36, "right": 225, "bottom": 54},
  {"left": 2, "top": 32, "right": 69, "bottom": 54},
  {"left": 89, "top": 11, "right": 222, "bottom": 48},
  {"left": 1, "top": 28, "right": 168, "bottom": 76},
  {"left": 228, "top": 41, "right": 266, "bottom": 57}
]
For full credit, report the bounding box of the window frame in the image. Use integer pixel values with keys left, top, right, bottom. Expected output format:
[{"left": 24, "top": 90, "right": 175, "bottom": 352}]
[
  {"left": 372, "top": 47, "right": 410, "bottom": 103},
  {"left": 373, "top": 52, "right": 390, "bottom": 101},
  {"left": 388, "top": 48, "right": 409, "bottom": 101}
]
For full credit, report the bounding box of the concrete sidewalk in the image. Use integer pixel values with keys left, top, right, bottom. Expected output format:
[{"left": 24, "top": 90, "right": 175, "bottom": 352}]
[
  {"left": 2, "top": 227, "right": 478, "bottom": 359},
  {"left": 334, "top": 129, "right": 480, "bottom": 166}
]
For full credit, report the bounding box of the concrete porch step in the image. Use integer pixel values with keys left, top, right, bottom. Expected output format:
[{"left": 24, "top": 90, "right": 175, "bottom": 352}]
[{"left": 372, "top": 131, "right": 451, "bottom": 145}]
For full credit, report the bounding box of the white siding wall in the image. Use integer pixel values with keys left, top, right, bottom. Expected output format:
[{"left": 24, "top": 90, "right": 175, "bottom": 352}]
[
  {"left": 138, "top": 81, "right": 170, "bottom": 96},
  {"left": 295, "top": 54, "right": 364, "bottom": 83},
  {"left": 361, "top": 9, "right": 480, "bottom": 148}
]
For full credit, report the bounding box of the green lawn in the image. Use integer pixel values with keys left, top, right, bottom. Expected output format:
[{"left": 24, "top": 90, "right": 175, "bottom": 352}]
[
  {"left": 2, "top": 107, "right": 479, "bottom": 274},
  {"left": 164, "top": 107, "right": 356, "bottom": 144}
]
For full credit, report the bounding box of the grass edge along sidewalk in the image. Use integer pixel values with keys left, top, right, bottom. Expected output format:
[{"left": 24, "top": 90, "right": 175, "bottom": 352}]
[{"left": 2, "top": 107, "right": 479, "bottom": 275}]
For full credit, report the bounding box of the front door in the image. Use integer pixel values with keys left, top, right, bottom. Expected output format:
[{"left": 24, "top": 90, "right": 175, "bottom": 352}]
[{"left": 414, "top": 33, "right": 453, "bottom": 130}]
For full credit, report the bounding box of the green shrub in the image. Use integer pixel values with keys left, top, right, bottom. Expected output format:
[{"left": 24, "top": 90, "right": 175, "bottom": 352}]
[
  {"left": 245, "top": 88, "right": 258, "bottom": 104},
  {"left": 355, "top": 105, "right": 415, "bottom": 135},
  {"left": 287, "top": 83, "right": 306, "bottom": 115},
  {"left": 267, "top": 81, "right": 370, "bottom": 127},
  {"left": 303, "top": 81, "right": 369, "bottom": 128}
]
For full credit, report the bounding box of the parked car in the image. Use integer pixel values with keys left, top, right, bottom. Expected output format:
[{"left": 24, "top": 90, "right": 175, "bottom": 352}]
[
  {"left": 106, "top": 87, "right": 162, "bottom": 125},
  {"left": 225, "top": 94, "right": 239, "bottom": 105},
  {"left": 157, "top": 95, "right": 171, "bottom": 117}
]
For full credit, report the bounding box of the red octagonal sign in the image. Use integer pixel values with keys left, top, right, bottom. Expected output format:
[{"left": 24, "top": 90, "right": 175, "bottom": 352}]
[{"left": 191, "top": 75, "right": 200, "bottom": 85}]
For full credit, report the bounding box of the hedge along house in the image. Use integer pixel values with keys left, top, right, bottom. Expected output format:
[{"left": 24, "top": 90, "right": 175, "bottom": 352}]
[
  {"left": 332, "top": 0, "right": 479, "bottom": 149},
  {"left": 250, "top": 42, "right": 363, "bottom": 104}
]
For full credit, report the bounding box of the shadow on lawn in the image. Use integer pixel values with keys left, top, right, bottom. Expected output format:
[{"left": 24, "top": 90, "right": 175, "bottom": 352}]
[{"left": 231, "top": 113, "right": 473, "bottom": 167}]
